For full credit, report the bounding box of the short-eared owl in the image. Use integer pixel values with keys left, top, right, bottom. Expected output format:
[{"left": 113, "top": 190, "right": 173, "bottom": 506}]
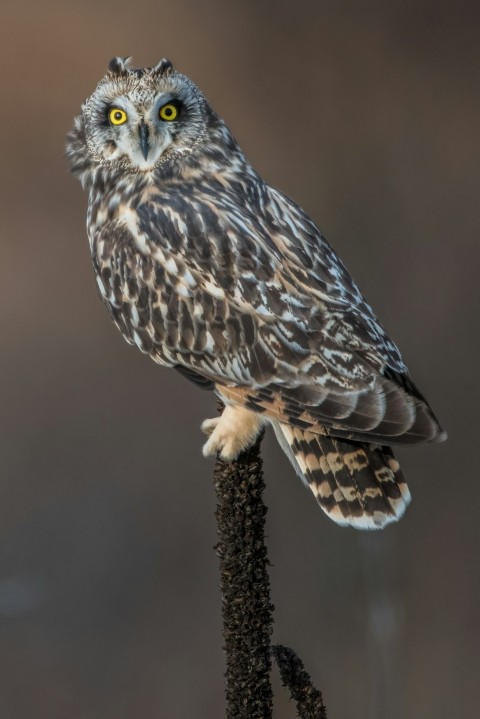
[{"left": 67, "top": 57, "right": 445, "bottom": 529}]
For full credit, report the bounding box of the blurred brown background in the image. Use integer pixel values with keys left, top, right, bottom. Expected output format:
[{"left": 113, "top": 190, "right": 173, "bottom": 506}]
[{"left": 1, "top": 1, "right": 478, "bottom": 717}]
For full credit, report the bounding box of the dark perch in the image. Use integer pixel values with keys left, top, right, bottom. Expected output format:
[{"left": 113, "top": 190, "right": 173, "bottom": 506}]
[
  {"left": 273, "top": 645, "right": 327, "bottom": 719},
  {"left": 213, "top": 419, "right": 327, "bottom": 718},
  {"left": 214, "top": 429, "right": 274, "bottom": 718}
]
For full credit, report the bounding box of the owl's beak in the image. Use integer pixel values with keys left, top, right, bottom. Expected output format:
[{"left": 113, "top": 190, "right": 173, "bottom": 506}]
[{"left": 138, "top": 121, "right": 150, "bottom": 160}]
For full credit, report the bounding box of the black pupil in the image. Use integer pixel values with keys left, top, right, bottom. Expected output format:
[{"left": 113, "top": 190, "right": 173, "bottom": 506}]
[
  {"left": 114, "top": 111, "right": 122, "bottom": 120},
  {"left": 164, "top": 107, "right": 173, "bottom": 116}
]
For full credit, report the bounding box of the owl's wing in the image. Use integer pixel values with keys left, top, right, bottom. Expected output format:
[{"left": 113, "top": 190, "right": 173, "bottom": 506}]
[{"left": 102, "top": 183, "right": 444, "bottom": 445}]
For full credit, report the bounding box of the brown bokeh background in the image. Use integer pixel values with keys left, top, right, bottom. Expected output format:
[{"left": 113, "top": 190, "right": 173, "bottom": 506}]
[{"left": 1, "top": 1, "right": 478, "bottom": 717}]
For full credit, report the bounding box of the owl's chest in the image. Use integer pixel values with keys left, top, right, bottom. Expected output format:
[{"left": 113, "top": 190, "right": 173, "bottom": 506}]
[{"left": 89, "top": 211, "right": 208, "bottom": 365}]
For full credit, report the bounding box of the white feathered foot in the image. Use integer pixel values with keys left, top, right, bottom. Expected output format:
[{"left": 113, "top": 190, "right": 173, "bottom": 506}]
[{"left": 201, "top": 404, "right": 266, "bottom": 461}]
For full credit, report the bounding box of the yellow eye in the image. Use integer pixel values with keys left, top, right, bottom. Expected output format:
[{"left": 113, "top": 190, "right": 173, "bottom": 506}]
[
  {"left": 159, "top": 103, "right": 179, "bottom": 121},
  {"left": 109, "top": 108, "right": 128, "bottom": 125}
]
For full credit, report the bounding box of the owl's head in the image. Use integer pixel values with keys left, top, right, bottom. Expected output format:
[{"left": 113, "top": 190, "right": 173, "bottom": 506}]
[{"left": 67, "top": 57, "right": 218, "bottom": 180}]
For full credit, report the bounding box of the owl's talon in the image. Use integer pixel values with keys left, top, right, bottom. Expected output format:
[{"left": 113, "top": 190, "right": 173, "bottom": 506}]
[
  {"left": 201, "top": 404, "right": 265, "bottom": 461},
  {"left": 201, "top": 418, "right": 220, "bottom": 436}
]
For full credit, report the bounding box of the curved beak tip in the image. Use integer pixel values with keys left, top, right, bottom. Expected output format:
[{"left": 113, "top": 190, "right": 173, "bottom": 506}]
[{"left": 139, "top": 122, "right": 150, "bottom": 160}]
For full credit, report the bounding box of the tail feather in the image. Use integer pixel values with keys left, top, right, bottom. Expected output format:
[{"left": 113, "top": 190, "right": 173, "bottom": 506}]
[{"left": 272, "top": 422, "right": 411, "bottom": 530}]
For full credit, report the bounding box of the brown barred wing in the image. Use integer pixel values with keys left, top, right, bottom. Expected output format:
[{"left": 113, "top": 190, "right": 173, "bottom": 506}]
[
  {"left": 272, "top": 423, "right": 411, "bottom": 529},
  {"left": 218, "top": 378, "right": 445, "bottom": 446},
  {"left": 93, "top": 191, "right": 444, "bottom": 447}
]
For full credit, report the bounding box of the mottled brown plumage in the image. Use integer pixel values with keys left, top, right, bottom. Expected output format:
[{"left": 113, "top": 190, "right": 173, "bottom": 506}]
[{"left": 67, "top": 57, "right": 446, "bottom": 529}]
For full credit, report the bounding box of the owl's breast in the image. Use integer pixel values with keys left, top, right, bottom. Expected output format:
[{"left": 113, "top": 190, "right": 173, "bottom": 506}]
[{"left": 90, "top": 211, "right": 222, "bottom": 370}]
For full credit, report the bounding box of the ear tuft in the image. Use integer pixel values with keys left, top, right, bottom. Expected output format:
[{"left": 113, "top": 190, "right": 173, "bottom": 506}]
[
  {"left": 108, "top": 57, "right": 132, "bottom": 76},
  {"left": 152, "top": 58, "right": 173, "bottom": 76}
]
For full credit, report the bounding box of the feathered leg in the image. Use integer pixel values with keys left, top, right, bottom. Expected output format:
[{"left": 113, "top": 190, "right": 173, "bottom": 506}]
[{"left": 202, "top": 404, "right": 266, "bottom": 460}]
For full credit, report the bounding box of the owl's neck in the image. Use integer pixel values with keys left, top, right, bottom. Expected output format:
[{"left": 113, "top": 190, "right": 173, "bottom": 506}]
[
  {"left": 84, "top": 166, "right": 147, "bottom": 237},
  {"left": 85, "top": 121, "right": 259, "bottom": 239}
]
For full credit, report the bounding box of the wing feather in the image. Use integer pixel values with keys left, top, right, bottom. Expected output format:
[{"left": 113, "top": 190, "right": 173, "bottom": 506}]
[{"left": 92, "top": 178, "right": 445, "bottom": 444}]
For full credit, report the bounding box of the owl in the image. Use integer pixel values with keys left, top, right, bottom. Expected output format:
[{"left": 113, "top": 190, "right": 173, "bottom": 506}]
[{"left": 66, "top": 57, "right": 446, "bottom": 530}]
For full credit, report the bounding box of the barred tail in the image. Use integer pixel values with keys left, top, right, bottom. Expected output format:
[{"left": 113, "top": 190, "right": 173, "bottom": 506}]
[{"left": 272, "top": 422, "right": 411, "bottom": 530}]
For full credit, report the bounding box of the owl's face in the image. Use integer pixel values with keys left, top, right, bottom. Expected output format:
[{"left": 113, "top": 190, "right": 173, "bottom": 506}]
[{"left": 78, "top": 58, "right": 208, "bottom": 173}]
